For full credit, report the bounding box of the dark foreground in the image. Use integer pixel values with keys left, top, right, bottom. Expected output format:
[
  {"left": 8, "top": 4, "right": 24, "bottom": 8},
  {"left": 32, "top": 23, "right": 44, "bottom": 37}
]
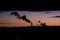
[
  {"left": 0, "top": 26, "right": 60, "bottom": 40},
  {"left": 0, "top": 26, "right": 60, "bottom": 32}
]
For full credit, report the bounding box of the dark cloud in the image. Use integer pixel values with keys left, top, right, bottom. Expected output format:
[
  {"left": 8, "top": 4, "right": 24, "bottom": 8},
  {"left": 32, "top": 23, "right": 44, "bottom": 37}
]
[
  {"left": 48, "top": 16, "right": 60, "bottom": 18},
  {"left": 45, "top": 12, "right": 51, "bottom": 13},
  {"left": 44, "top": 11, "right": 55, "bottom": 14}
]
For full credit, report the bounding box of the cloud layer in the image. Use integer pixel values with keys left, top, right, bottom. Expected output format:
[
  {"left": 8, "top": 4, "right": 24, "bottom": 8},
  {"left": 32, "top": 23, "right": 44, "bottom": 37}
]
[{"left": 49, "top": 16, "right": 60, "bottom": 18}]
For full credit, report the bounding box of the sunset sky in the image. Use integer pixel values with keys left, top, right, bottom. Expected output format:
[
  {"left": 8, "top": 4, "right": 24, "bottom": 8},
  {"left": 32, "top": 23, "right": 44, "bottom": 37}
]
[{"left": 0, "top": 11, "right": 60, "bottom": 27}]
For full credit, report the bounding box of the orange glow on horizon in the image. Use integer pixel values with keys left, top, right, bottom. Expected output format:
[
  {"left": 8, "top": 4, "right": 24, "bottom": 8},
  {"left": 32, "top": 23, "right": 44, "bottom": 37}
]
[
  {"left": 0, "top": 21, "right": 60, "bottom": 27},
  {"left": 0, "top": 11, "right": 60, "bottom": 27}
]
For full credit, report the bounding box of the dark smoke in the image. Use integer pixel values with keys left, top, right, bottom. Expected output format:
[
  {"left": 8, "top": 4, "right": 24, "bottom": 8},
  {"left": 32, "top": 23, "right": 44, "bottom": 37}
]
[
  {"left": 11, "top": 12, "right": 33, "bottom": 26},
  {"left": 48, "top": 15, "right": 60, "bottom": 18},
  {"left": 11, "top": 12, "right": 21, "bottom": 19},
  {"left": 21, "top": 15, "right": 31, "bottom": 23},
  {"left": 11, "top": 12, "right": 31, "bottom": 23}
]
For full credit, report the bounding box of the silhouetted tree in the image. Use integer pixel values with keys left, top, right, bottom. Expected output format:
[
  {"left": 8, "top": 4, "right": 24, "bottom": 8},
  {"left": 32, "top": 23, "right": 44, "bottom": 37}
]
[
  {"left": 38, "top": 21, "right": 41, "bottom": 23},
  {"left": 11, "top": 12, "right": 33, "bottom": 27},
  {"left": 38, "top": 20, "right": 41, "bottom": 26},
  {"left": 38, "top": 21, "right": 47, "bottom": 26},
  {"left": 41, "top": 22, "right": 47, "bottom": 26}
]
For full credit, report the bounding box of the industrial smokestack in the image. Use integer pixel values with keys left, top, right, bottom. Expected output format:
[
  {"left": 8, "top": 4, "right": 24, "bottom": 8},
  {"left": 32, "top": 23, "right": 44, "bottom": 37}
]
[
  {"left": 11, "top": 12, "right": 33, "bottom": 27},
  {"left": 21, "top": 15, "right": 33, "bottom": 26}
]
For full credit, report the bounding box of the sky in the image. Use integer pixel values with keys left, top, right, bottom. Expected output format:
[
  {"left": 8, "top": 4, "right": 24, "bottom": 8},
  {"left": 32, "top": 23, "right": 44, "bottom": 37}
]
[{"left": 0, "top": 11, "right": 60, "bottom": 27}]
